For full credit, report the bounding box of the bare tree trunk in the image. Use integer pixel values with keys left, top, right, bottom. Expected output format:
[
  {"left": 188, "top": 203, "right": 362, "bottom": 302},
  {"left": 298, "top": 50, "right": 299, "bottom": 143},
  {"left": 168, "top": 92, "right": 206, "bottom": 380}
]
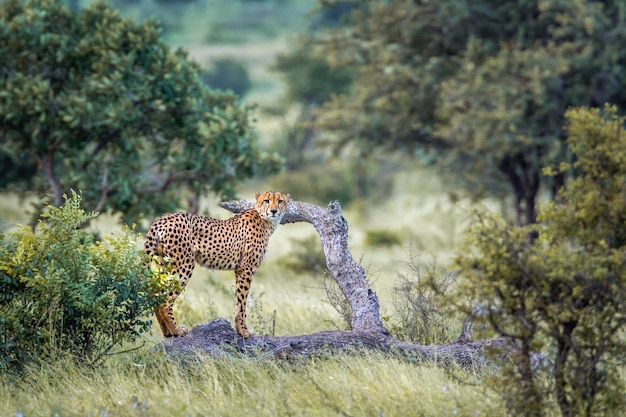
[
  {"left": 159, "top": 197, "right": 544, "bottom": 367},
  {"left": 37, "top": 153, "right": 63, "bottom": 206},
  {"left": 499, "top": 151, "right": 540, "bottom": 226}
]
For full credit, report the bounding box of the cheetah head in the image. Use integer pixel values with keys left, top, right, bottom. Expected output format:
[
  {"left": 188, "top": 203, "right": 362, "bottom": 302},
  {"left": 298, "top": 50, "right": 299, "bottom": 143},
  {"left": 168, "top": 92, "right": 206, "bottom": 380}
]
[{"left": 254, "top": 191, "right": 289, "bottom": 224}]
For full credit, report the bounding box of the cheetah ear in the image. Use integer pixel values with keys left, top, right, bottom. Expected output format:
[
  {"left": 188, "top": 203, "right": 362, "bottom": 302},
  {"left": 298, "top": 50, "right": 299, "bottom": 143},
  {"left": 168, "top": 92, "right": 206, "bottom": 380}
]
[
  {"left": 254, "top": 192, "right": 261, "bottom": 200},
  {"left": 286, "top": 193, "right": 291, "bottom": 200}
]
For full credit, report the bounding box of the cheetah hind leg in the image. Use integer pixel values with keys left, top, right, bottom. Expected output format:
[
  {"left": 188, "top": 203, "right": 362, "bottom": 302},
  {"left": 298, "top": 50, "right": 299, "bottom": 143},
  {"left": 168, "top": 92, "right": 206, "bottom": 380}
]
[
  {"left": 158, "top": 272, "right": 191, "bottom": 337},
  {"left": 156, "top": 300, "right": 189, "bottom": 337},
  {"left": 150, "top": 254, "right": 191, "bottom": 337}
]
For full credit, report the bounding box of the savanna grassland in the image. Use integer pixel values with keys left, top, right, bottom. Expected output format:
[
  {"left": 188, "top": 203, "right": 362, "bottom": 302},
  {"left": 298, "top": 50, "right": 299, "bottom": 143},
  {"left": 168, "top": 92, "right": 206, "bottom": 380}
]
[
  {"left": 1, "top": 1, "right": 591, "bottom": 416},
  {"left": 0, "top": 169, "right": 506, "bottom": 417}
]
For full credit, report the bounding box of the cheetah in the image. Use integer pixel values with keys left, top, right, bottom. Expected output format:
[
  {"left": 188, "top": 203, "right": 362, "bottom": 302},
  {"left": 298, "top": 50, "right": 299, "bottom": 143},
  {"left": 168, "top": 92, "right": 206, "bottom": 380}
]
[{"left": 144, "top": 191, "right": 289, "bottom": 338}]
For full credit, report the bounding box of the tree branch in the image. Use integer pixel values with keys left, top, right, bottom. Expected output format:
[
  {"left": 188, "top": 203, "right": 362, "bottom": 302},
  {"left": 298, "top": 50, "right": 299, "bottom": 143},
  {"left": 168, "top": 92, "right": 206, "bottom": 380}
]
[
  {"left": 35, "top": 153, "right": 62, "bottom": 206},
  {"left": 94, "top": 166, "right": 109, "bottom": 213}
]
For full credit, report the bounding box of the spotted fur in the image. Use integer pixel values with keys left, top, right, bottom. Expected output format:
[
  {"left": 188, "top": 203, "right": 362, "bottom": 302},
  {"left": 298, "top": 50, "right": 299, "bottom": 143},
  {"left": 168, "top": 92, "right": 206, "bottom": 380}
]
[{"left": 144, "top": 191, "right": 289, "bottom": 338}]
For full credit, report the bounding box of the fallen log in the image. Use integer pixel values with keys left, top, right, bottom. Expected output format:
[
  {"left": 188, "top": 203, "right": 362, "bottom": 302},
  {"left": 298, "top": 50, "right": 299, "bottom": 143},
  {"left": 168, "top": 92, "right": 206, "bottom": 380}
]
[
  {"left": 161, "top": 317, "right": 494, "bottom": 366},
  {"left": 159, "top": 197, "right": 543, "bottom": 367}
]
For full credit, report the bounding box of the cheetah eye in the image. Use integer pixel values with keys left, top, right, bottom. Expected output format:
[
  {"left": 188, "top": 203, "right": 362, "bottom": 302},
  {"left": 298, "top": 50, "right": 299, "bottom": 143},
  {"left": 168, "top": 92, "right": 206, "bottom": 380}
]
[
  {"left": 264, "top": 199, "right": 270, "bottom": 204},
  {"left": 278, "top": 200, "right": 284, "bottom": 204}
]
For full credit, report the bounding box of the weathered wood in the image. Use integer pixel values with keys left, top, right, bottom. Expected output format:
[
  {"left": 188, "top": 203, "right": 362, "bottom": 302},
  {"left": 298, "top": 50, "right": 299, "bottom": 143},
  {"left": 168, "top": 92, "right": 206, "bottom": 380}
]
[
  {"left": 160, "top": 318, "right": 492, "bottom": 366},
  {"left": 158, "top": 198, "right": 543, "bottom": 367}
]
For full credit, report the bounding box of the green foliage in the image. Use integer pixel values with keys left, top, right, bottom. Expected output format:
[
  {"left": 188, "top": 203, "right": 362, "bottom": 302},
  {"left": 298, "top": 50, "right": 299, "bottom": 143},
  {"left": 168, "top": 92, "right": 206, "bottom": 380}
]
[
  {"left": 364, "top": 229, "right": 401, "bottom": 247},
  {"left": 0, "top": 150, "right": 36, "bottom": 189},
  {"left": 452, "top": 106, "right": 626, "bottom": 417},
  {"left": 544, "top": 105, "right": 626, "bottom": 248},
  {"left": 271, "top": 36, "right": 354, "bottom": 175},
  {"left": 273, "top": 37, "right": 353, "bottom": 106},
  {"left": 201, "top": 58, "right": 252, "bottom": 97},
  {"left": 0, "top": 0, "right": 282, "bottom": 224},
  {"left": 312, "top": 0, "right": 626, "bottom": 225},
  {"left": 0, "top": 192, "right": 160, "bottom": 372}
]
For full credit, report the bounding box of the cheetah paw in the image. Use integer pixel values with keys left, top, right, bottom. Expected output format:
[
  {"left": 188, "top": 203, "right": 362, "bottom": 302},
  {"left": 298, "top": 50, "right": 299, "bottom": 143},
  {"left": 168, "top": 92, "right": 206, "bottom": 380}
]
[
  {"left": 165, "top": 326, "right": 189, "bottom": 337},
  {"left": 178, "top": 325, "right": 190, "bottom": 336}
]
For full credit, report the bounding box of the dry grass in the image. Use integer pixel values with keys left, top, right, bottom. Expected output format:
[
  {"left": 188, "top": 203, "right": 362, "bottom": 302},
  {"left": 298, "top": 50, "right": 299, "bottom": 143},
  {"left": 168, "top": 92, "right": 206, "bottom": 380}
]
[
  {"left": 0, "top": 350, "right": 503, "bottom": 417},
  {"left": 0, "top": 193, "right": 39, "bottom": 232}
]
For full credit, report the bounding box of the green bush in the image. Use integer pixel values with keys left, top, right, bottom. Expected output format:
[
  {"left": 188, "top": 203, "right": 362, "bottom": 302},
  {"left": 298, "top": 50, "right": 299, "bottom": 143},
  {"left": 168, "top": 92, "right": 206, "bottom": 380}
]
[
  {"left": 364, "top": 229, "right": 402, "bottom": 247},
  {"left": 0, "top": 192, "right": 160, "bottom": 372},
  {"left": 453, "top": 106, "right": 626, "bottom": 417}
]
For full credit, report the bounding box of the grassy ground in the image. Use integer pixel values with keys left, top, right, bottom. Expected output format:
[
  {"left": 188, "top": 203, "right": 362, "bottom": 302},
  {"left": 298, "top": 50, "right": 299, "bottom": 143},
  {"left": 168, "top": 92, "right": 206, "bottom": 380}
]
[
  {"left": 0, "top": 168, "right": 506, "bottom": 417},
  {"left": 0, "top": 350, "right": 503, "bottom": 417}
]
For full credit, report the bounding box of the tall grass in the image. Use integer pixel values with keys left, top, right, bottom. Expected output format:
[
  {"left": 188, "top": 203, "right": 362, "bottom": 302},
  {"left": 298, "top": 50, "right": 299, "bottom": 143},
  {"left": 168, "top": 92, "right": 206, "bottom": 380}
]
[{"left": 0, "top": 350, "right": 504, "bottom": 417}]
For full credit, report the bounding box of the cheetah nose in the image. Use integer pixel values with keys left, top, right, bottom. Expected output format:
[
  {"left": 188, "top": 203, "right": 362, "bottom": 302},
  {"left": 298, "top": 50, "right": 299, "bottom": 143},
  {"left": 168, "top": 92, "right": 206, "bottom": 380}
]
[{"left": 271, "top": 208, "right": 278, "bottom": 215}]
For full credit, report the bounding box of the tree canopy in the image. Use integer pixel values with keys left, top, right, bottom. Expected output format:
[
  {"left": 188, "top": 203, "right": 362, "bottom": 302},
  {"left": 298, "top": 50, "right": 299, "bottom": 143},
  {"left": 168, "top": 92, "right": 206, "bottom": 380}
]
[
  {"left": 312, "top": 0, "right": 626, "bottom": 224},
  {"left": 0, "top": 0, "right": 281, "bottom": 224}
]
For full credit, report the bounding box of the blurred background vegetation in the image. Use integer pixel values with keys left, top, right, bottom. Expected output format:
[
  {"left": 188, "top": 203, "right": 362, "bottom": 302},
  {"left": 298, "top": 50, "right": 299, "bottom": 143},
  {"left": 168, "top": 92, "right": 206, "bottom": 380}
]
[
  {"left": 1, "top": 1, "right": 626, "bottom": 416},
  {"left": 3, "top": 0, "right": 626, "bottom": 225}
]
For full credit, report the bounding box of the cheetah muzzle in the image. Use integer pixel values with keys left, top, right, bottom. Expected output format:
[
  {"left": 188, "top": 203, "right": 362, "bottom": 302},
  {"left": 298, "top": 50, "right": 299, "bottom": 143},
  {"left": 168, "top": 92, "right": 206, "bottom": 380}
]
[{"left": 145, "top": 191, "right": 290, "bottom": 338}]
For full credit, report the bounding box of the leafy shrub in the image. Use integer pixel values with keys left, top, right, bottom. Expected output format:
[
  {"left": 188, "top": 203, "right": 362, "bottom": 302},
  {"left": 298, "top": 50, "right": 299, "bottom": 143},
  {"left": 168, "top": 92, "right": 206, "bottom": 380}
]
[
  {"left": 201, "top": 59, "right": 252, "bottom": 97},
  {"left": 453, "top": 106, "right": 626, "bottom": 417},
  {"left": 0, "top": 192, "right": 160, "bottom": 372},
  {"left": 364, "top": 229, "right": 402, "bottom": 247}
]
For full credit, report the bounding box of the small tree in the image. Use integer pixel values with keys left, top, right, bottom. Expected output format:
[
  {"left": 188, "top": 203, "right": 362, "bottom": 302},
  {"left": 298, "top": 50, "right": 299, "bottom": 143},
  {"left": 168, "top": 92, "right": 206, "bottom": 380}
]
[
  {"left": 0, "top": 192, "right": 160, "bottom": 372},
  {"left": 0, "top": 0, "right": 281, "bottom": 224},
  {"left": 452, "top": 105, "right": 626, "bottom": 417}
]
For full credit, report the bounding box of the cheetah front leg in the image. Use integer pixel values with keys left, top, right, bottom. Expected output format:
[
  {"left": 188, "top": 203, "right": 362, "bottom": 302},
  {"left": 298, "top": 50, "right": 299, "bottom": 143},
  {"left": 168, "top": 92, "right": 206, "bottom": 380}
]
[{"left": 234, "top": 266, "right": 255, "bottom": 338}]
